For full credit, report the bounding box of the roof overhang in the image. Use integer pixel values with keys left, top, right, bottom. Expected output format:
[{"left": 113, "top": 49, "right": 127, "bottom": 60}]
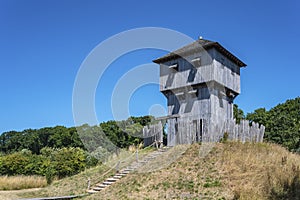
[{"left": 153, "top": 40, "right": 246, "bottom": 68}]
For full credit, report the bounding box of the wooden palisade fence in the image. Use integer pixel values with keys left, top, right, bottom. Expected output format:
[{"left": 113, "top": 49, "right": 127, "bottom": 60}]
[
  {"left": 143, "top": 118, "right": 265, "bottom": 146},
  {"left": 143, "top": 121, "right": 163, "bottom": 147}
]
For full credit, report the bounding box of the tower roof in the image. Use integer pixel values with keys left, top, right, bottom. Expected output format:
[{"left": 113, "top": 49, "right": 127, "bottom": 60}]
[{"left": 153, "top": 39, "right": 247, "bottom": 67}]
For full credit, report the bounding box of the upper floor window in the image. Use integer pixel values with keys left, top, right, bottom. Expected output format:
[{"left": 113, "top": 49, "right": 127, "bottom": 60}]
[
  {"left": 175, "top": 91, "right": 185, "bottom": 101},
  {"left": 188, "top": 89, "right": 198, "bottom": 98},
  {"left": 169, "top": 63, "right": 178, "bottom": 71},
  {"left": 191, "top": 57, "right": 201, "bottom": 67}
]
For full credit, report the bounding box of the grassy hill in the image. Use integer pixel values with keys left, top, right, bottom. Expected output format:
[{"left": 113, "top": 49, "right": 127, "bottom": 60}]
[{"left": 16, "top": 142, "right": 300, "bottom": 200}]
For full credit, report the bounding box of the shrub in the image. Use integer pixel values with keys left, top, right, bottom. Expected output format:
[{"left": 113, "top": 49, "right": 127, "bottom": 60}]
[
  {"left": 0, "top": 147, "right": 89, "bottom": 180},
  {"left": 50, "top": 147, "right": 86, "bottom": 178},
  {"left": 0, "top": 151, "right": 31, "bottom": 175}
]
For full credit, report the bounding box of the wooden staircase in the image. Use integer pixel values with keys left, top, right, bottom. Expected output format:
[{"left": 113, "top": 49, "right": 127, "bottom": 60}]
[{"left": 87, "top": 147, "right": 170, "bottom": 194}]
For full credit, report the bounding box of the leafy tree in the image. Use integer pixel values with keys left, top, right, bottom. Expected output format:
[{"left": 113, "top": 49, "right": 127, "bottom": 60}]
[
  {"left": 77, "top": 124, "right": 115, "bottom": 153},
  {"left": 0, "top": 131, "right": 22, "bottom": 153},
  {"left": 0, "top": 115, "right": 155, "bottom": 178},
  {"left": 49, "top": 147, "right": 86, "bottom": 178},
  {"left": 246, "top": 97, "right": 300, "bottom": 152},
  {"left": 246, "top": 108, "right": 269, "bottom": 126},
  {"left": 266, "top": 98, "right": 300, "bottom": 152},
  {"left": 0, "top": 151, "right": 31, "bottom": 175},
  {"left": 0, "top": 115, "right": 152, "bottom": 155},
  {"left": 233, "top": 104, "right": 245, "bottom": 123},
  {"left": 0, "top": 126, "right": 85, "bottom": 154},
  {"left": 0, "top": 150, "right": 44, "bottom": 175},
  {"left": 129, "top": 115, "right": 154, "bottom": 126}
]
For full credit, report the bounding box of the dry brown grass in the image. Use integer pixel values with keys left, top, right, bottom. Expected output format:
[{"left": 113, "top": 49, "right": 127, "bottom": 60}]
[
  {"left": 16, "top": 147, "right": 153, "bottom": 199},
  {"left": 216, "top": 142, "right": 300, "bottom": 199},
  {"left": 0, "top": 175, "right": 47, "bottom": 190},
  {"left": 85, "top": 142, "right": 300, "bottom": 200},
  {"left": 15, "top": 164, "right": 113, "bottom": 199},
  {"left": 87, "top": 144, "right": 232, "bottom": 200},
  {"left": 12, "top": 142, "right": 300, "bottom": 200}
]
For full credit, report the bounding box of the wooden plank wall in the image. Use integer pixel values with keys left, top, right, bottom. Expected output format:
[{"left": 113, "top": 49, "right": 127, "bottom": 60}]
[
  {"left": 143, "top": 118, "right": 265, "bottom": 147},
  {"left": 160, "top": 62, "right": 240, "bottom": 94},
  {"left": 223, "top": 119, "right": 265, "bottom": 143},
  {"left": 143, "top": 121, "right": 163, "bottom": 147}
]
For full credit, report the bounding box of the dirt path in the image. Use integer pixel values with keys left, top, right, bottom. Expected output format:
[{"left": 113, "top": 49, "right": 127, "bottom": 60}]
[{"left": 0, "top": 188, "right": 41, "bottom": 200}]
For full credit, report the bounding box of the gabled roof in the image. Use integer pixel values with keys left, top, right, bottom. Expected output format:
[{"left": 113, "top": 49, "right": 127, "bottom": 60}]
[{"left": 153, "top": 39, "right": 247, "bottom": 67}]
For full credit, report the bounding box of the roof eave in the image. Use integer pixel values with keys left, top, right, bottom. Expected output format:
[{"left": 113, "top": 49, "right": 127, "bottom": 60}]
[
  {"left": 153, "top": 41, "right": 247, "bottom": 68},
  {"left": 153, "top": 42, "right": 215, "bottom": 64}
]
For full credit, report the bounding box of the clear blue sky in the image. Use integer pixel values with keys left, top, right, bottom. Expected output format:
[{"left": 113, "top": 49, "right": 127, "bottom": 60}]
[{"left": 0, "top": 0, "right": 299, "bottom": 133}]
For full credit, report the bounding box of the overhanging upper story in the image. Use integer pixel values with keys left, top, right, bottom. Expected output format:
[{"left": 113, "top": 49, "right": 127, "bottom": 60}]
[{"left": 153, "top": 39, "right": 246, "bottom": 95}]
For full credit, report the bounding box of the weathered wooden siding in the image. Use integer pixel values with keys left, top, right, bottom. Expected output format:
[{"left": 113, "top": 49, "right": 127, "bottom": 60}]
[
  {"left": 143, "top": 121, "right": 163, "bottom": 147},
  {"left": 166, "top": 87, "right": 211, "bottom": 116},
  {"left": 143, "top": 118, "right": 265, "bottom": 147},
  {"left": 223, "top": 119, "right": 265, "bottom": 143},
  {"left": 160, "top": 62, "right": 240, "bottom": 94},
  {"left": 160, "top": 49, "right": 240, "bottom": 94},
  {"left": 165, "top": 87, "right": 233, "bottom": 127}
]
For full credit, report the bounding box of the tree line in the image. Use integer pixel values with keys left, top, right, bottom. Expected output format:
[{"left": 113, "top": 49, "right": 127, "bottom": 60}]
[
  {"left": 0, "top": 115, "right": 153, "bottom": 155},
  {"left": 0, "top": 116, "right": 153, "bottom": 182}
]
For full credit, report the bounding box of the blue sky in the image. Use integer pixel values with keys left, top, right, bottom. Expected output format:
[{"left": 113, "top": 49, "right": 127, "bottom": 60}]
[{"left": 0, "top": 0, "right": 299, "bottom": 133}]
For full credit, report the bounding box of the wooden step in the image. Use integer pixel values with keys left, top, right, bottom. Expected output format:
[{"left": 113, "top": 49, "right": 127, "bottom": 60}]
[
  {"left": 116, "top": 173, "right": 127, "bottom": 176},
  {"left": 106, "top": 178, "right": 118, "bottom": 182},
  {"left": 92, "top": 187, "right": 104, "bottom": 191},
  {"left": 87, "top": 190, "right": 98, "bottom": 194},
  {"left": 95, "top": 184, "right": 108, "bottom": 188},
  {"left": 103, "top": 181, "right": 114, "bottom": 185},
  {"left": 86, "top": 149, "right": 173, "bottom": 196}
]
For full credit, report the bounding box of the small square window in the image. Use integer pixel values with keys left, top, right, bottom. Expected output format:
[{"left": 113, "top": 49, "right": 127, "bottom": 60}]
[
  {"left": 175, "top": 91, "right": 185, "bottom": 101},
  {"left": 169, "top": 63, "right": 178, "bottom": 71},
  {"left": 191, "top": 57, "right": 201, "bottom": 67},
  {"left": 188, "top": 89, "right": 198, "bottom": 97}
]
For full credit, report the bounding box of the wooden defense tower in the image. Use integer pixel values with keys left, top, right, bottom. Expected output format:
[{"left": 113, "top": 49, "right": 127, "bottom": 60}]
[{"left": 153, "top": 38, "right": 247, "bottom": 146}]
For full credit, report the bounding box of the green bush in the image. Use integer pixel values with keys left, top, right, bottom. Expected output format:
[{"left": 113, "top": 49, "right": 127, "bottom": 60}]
[
  {"left": 52, "top": 147, "right": 86, "bottom": 178},
  {"left": 246, "top": 97, "right": 300, "bottom": 152},
  {"left": 0, "top": 147, "right": 90, "bottom": 180},
  {"left": 0, "top": 152, "right": 28, "bottom": 175}
]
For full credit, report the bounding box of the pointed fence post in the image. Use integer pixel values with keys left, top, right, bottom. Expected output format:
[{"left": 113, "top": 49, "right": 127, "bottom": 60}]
[
  {"left": 87, "top": 177, "right": 91, "bottom": 190},
  {"left": 116, "top": 160, "right": 120, "bottom": 173},
  {"left": 259, "top": 125, "right": 265, "bottom": 142}
]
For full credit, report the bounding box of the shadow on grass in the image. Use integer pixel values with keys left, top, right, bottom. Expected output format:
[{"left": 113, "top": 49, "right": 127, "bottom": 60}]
[{"left": 269, "top": 171, "right": 300, "bottom": 200}]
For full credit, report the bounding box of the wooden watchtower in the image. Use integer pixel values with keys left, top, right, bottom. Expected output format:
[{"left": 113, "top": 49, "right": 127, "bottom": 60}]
[{"left": 153, "top": 38, "right": 246, "bottom": 146}]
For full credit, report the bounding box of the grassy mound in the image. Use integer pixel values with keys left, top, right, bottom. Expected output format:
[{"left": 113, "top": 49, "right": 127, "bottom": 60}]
[
  {"left": 16, "top": 142, "right": 300, "bottom": 200},
  {"left": 89, "top": 142, "right": 300, "bottom": 200}
]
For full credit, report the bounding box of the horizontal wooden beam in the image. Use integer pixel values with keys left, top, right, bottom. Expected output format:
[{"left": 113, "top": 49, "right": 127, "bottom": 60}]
[{"left": 155, "top": 114, "right": 180, "bottom": 121}]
